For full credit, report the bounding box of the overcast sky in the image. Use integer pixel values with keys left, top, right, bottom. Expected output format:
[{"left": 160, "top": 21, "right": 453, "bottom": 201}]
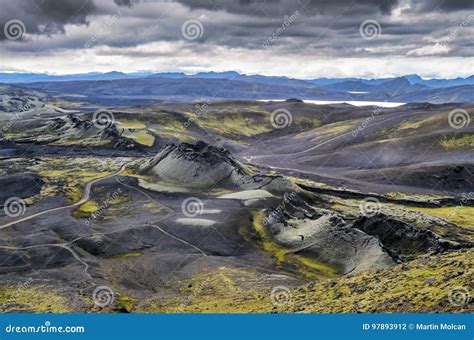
[{"left": 0, "top": 0, "right": 472, "bottom": 78}]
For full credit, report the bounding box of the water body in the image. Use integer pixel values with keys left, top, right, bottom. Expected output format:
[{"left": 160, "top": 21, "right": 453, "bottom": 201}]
[{"left": 259, "top": 99, "right": 406, "bottom": 108}]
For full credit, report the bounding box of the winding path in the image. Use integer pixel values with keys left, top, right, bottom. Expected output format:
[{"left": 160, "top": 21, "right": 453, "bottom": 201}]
[{"left": 0, "top": 161, "right": 132, "bottom": 230}]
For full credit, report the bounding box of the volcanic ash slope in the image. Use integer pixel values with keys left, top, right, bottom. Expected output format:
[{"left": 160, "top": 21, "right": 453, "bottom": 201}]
[{"left": 139, "top": 141, "right": 297, "bottom": 194}]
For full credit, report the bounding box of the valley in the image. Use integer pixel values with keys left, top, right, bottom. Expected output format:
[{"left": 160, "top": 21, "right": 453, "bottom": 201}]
[{"left": 0, "top": 84, "right": 472, "bottom": 313}]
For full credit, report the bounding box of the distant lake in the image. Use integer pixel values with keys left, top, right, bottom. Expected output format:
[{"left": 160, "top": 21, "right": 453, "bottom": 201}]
[{"left": 259, "top": 99, "right": 406, "bottom": 108}]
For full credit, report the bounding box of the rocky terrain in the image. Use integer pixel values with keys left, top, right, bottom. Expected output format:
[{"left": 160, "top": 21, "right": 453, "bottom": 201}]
[{"left": 0, "top": 88, "right": 472, "bottom": 313}]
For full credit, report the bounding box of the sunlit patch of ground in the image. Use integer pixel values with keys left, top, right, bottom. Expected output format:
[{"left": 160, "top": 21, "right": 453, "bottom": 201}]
[
  {"left": 117, "top": 119, "right": 155, "bottom": 146},
  {"left": 38, "top": 157, "right": 130, "bottom": 202},
  {"left": 250, "top": 211, "right": 338, "bottom": 280},
  {"left": 143, "top": 250, "right": 472, "bottom": 313},
  {"left": 440, "top": 135, "right": 474, "bottom": 150},
  {"left": 0, "top": 286, "right": 70, "bottom": 313}
]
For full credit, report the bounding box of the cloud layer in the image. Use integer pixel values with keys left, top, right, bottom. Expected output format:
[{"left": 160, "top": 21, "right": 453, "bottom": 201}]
[{"left": 0, "top": 0, "right": 472, "bottom": 77}]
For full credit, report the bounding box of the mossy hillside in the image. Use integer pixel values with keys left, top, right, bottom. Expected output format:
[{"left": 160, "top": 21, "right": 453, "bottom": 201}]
[
  {"left": 145, "top": 267, "right": 269, "bottom": 313},
  {"left": 288, "top": 176, "right": 337, "bottom": 190},
  {"left": 38, "top": 157, "right": 127, "bottom": 202},
  {"left": 330, "top": 197, "right": 474, "bottom": 242},
  {"left": 112, "top": 251, "right": 143, "bottom": 259},
  {"left": 407, "top": 206, "right": 474, "bottom": 231},
  {"left": 74, "top": 200, "right": 101, "bottom": 218},
  {"left": 149, "top": 124, "right": 195, "bottom": 142},
  {"left": 251, "top": 211, "right": 338, "bottom": 280},
  {"left": 284, "top": 249, "right": 473, "bottom": 313},
  {"left": 396, "top": 115, "right": 440, "bottom": 132},
  {"left": 116, "top": 119, "right": 155, "bottom": 146},
  {"left": 116, "top": 119, "right": 146, "bottom": 129},
  {"left": 148, "top": 250, "right": 473, "bottom": 313},
  {"left": 294, "top": 121, "right": 353, "bottom": 143},
  {"left": 198, "top": 113, "right": 272, "bottom": 137},
  {"left": 124, "top": 130, "right": 155, "bottom": 147},
  {"left": 0, "top": 286, "right": 70, "bottom": 313},
  {"left": 117, "top": 294, "right": 138, "bottom": 313},
  {"left": 440, "top": 135, "right": 474, "bottom": 150},
  {"left": 73, "top": 185, "right": 130, "bottom": 221}
]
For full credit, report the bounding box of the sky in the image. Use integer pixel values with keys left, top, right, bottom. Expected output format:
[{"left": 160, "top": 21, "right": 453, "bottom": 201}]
[{"left": 0, "top": 0, "right": 473, "bottom": 79}]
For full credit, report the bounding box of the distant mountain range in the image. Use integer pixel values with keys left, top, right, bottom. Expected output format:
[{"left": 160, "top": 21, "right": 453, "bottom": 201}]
[{"left": 1, "top": 71, "right": 473, "bottom": 104}]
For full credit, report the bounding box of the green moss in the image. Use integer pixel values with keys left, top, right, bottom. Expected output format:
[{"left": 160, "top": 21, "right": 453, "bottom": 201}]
[
  {"left": 149, "top": 120, "right": 194, "bottom": 141},
  {"left": 147, "top": 250, "right": 473, "bottom": 313},
  {"left": 283, "top": 249, "right": 473, "bottom": 313},
  {"left": 251, "top": 211, "right": 337, "bottom": 279},
  {"left": 288, "top": 176, "right": 335, "bottom": 190},
  {"left": 307, "top": 123, "right": 353, "bottom": 143},
  {"left": 440, "top": 135, "right": 474, "bottom": 150},
  {"left": 112, "top": 251, "right": 143, "bottom": 259},
  {"left": 116, "top": 120, "right": 155, "bottom": 146},
  {"left": 145, "top": 267, "right": 267, "bottom": 313},
  {"left": 407, "top": 206, "right": 474, "bottom": 229},
  {"left": 384, "top": 192, "right": 450, "bottom": 201},
  {"left": 123, "top": 130, "right": 155, "bottom": 146},
  {"left": 298, "top": 118, "right": 321, "bottom": 129},
  {"left": 0, "top": 286, "right": 70, "bottom": 313},
  {"left": 199, "top": 115, "right": 272, "bottom": 137},
  {"left": 39, "top": 157, "right": 115, "bottom": 202},
  {"left": 252, "top": 211, "right": 287, "bottom": 264},
  {"left": 117, "top": 119, "right": 146, "bottom": 129},
  {"left": 74, "top": 200, "right": 100, "bottom": 218},
  {"left": 396, "top": 115, "right": 439, "bottom": 132},
  {"left": 117, "top": 294, "right": 138, "bottom": 312}
]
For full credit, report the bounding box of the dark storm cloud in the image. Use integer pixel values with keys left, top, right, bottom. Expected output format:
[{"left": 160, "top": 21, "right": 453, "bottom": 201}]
[
  {"left": 176, "top": 0, "right": 474, "bottom": 14},
  {"left": 410, "top": 0, "right": 474, "bottom": 12},
  {"left": 114, "top": 0, "right": 139, "bottom": 7},
  {"left": 0, "top": 0, "right": 472, "bottom": 59},
  {"left": 0, "top": 0, "right": 97, "bottom": 40},
  {"left": 175, "top": 0, "right": 398, "bottom": 16}
]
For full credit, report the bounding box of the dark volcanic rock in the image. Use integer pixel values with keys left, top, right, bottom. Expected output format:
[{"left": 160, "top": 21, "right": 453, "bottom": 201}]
[
  {"left": 49, "top": 114, "right": 139, "bottom": 150},
  {"left": 0, "top": 173, "right": 44, "bottom": 202},
  {"left": 103, "top": 125, "right": 137, "bottom": 150},
  {"left": 173, "top": 141, "right": 242, "bottom": 168},
  {"left": 263, "top": 193, "right": 395, "bottom": 275},
  {"left": 140, "top": 141, "right": 248, "bottom": 189},
  {"left": 352, "top": 215, "right": 464, "bottom": 259},
  {"left": 140, "top": 141, "right": 299, "bottom": 193}
]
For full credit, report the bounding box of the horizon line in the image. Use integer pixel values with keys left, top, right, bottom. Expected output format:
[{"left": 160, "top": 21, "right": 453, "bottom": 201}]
[{"left": 1, "top": 70, "right": 473, "bottom": 81}]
